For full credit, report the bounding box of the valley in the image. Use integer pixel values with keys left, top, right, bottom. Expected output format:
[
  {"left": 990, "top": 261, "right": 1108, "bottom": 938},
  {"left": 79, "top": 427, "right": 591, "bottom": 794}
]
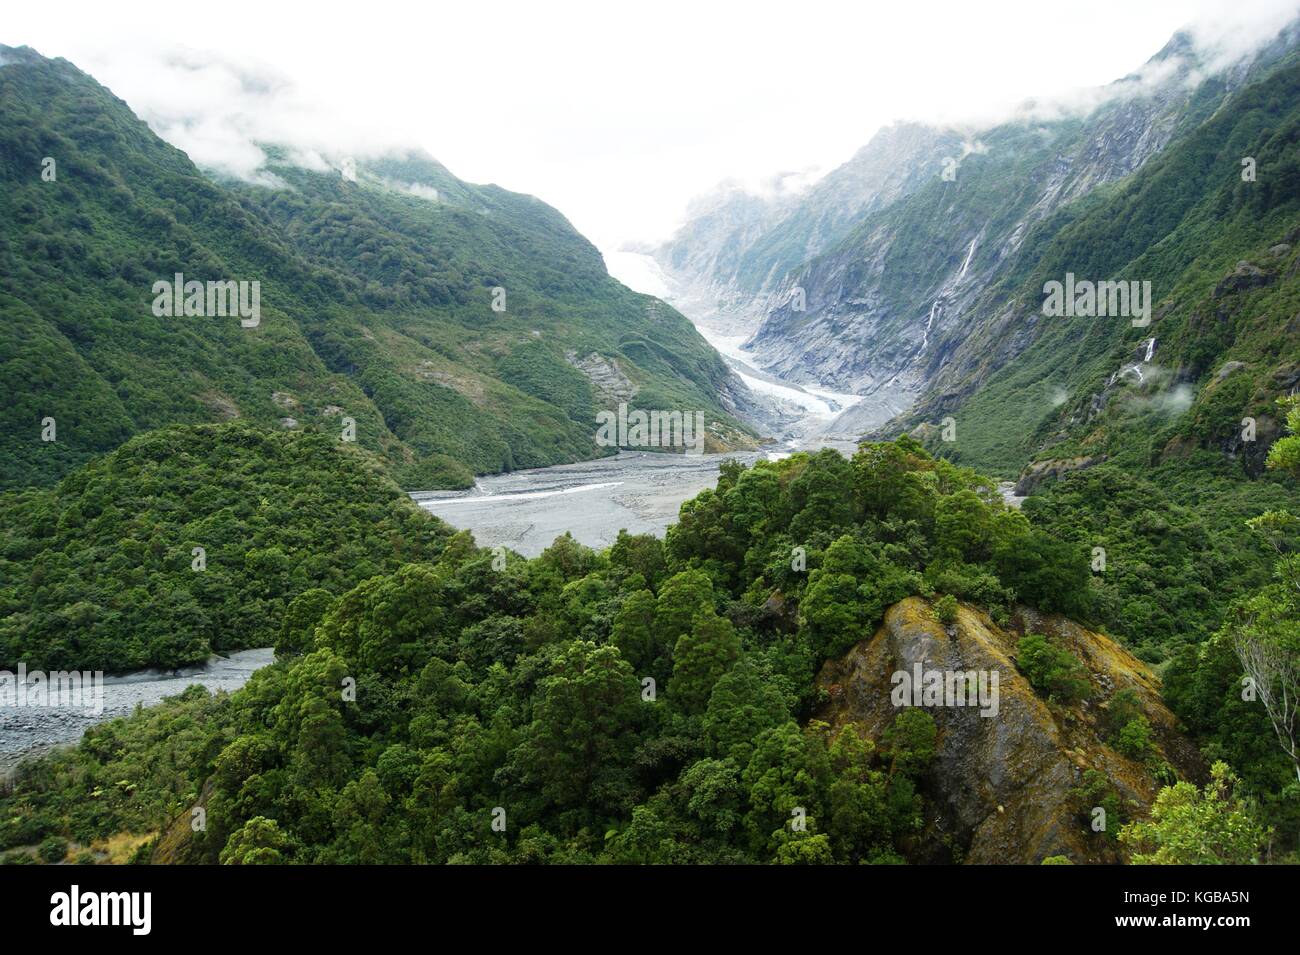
[{"left": 1, "top": 6, "right": 1298, "bottom": 873}]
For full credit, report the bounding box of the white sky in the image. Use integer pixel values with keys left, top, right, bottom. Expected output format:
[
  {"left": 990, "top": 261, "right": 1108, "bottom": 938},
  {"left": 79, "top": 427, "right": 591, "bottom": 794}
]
[{"left": 6, "top": 0, "right": 1300, "bottom": 261}]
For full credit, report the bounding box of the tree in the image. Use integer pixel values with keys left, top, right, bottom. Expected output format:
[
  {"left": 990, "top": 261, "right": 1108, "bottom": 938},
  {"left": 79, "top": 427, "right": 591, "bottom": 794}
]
[
  {"left": 611, "top": 589, "right": 662, "bottom": 680},
  {"left": 314, "top": 564, "right": 450, "bottom": 675},
  {"left": 1119, "top": 762, "right": 1266, "bottom": 864},
  {"left": 788, "top": 449, "right": 856, "bottom": 540},
  {"left": 1016, "top": 633, "right": 1091, "bottom": 703},
  {"left": 1220, "top": 400, "right": 1300, "bottom": 785},
  {"left": 1116, "top": 716, "right": 1156, "bottom": 762},
  {"left": 801, "top": 536, "right": 919, "bottom": 658},
  {"left": 608, "top": 530, "right": 666, "bottom": 591},
  {"left": 1264, "top": 395, "right": 1300, "bottom": 476},
  {"left": 655, "top": 569, "right": 716, "bottom": 645},
  {"left": 220, "top": 816, "right": 291, "bottom": 865},
  {"left": 741, "top": 722, "right": 826, "bottom": 857},
  {"left": 508, "top": 641, "right": 642, "bottom": 813},
  {"left": 703, "top": 657, "right": 791, "bottom": 764},
  {"left": 668, "top": 612, "right": 740, "bottom": 713},
  {"left": 1226, "top": 514, "right": 1300, "bottom": 782},
  {"left": 276, "top": 588, "right": 334, "bottom": 658},
  {"left": 823, "top": 724, "right": 893, "bottom": 861},
  {"left": 932, "top": 594, "right": 959, "bottom": 625},
  {"left": 881, "top": 708, "right": 938, "bottom": 779},
  {"left": 678, "top": 758, "right": 744, "bottom": 836},
  {"left": 935, "top": 489, "right": 993, "bottom": 563},
  {"left": 335, "top": 769, "right": 393, "bottom": 864}
]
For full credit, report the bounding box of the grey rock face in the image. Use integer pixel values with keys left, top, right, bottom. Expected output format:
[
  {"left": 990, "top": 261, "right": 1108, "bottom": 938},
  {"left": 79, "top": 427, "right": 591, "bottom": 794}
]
[
  {"left": 654, "top": 26, "right": 1298, "bottom": 441},
  {"left": 815, "top": 597, "right": 1204, "bottom": 864}
]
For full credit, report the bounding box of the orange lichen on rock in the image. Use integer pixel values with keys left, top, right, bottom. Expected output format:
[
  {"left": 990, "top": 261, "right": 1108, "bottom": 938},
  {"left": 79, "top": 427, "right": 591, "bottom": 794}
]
[{"left": 814, "top": 597, "right": 1205, "bottom": 864}]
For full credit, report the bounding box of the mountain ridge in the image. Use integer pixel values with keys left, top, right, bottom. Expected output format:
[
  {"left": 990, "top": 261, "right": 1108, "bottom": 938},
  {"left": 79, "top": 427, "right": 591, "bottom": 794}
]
[{"left": 0, "top": 45, "right": 760, "bottom": 491}]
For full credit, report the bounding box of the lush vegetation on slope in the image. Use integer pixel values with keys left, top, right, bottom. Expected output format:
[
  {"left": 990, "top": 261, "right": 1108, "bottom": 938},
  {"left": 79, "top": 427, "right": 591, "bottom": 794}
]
[
  {"left": 884, "top": 60, "right": 1300, "bottom": 858},
  {"left": 925, "top": 58, "right": 1300, "bottom": 478},
  {"left": 0, "top": 424, "right": 451, "bottom": 671},
  {"left": 1021, "top": 459, "right": 1296, "bottom": 663},
  {"left": 0, "top": 46, "right": 751, "bottom": 492},
  {"left": 1160, "top": 404, "right": 1300, "bottom": 859},
  {"left": 1, "top": 439, "right": 1106, "bottom": 864}
]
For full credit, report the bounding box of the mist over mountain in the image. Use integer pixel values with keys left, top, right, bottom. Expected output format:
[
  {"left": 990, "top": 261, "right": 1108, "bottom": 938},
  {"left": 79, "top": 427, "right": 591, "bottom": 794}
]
[
  {"left": 2, "top": 5, "right": 1299, "bottom": 880},
  {"left": 655, "top": 17, "right": 1300, "bottom": 440},
  {"left": 0, "top": 45, "right": 759, "bottom": 491}
]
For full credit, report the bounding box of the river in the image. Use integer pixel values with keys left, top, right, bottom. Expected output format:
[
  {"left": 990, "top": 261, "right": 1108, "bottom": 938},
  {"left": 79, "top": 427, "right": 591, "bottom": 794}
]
[
  {"left": 0, "top": 648, "right": 275, "bottom": 780},
  {"left": 2, "top": 259, "right": 867, "bottom": 775},
  {"left": 414, "top": 449, "right": 780, "bottom": 557}
]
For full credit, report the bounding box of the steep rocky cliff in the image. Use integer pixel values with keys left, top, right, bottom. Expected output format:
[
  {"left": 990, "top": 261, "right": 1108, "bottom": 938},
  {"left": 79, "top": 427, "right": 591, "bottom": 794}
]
[
  {"left": 654, "top": 21, "right": 1300, "bottom": 442},
  {"left": 814, "top": 597, "right": 1205, "bottom": 864},
  {"left": 654, "top": 122, "right": 956, "bottom": 330}
]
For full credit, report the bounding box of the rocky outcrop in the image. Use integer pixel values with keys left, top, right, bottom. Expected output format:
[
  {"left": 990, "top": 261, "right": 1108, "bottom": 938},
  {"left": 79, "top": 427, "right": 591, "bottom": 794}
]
[
  {"left": 1213, "top": 260, "right": 1273, "bottom": 298},
  {"left": 1012, "top": 455, "right": 1105, "bottom": 496},
  {"left": 565, "top": 350, "right": 638, "bottom": 403},
  {"left": 814, "top": 597, "right": 1205, "bottom": 864},
  {"left": 150, "top": 778, "right": 213, "bottom": 864}
]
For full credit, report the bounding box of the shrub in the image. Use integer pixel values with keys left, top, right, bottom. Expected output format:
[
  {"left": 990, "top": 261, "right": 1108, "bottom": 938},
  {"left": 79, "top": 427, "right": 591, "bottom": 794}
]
[
  {"left": 933, "top": 594, "right": 959, "bottom": 625},
  {"left": 1016, "top": 633, "right": 1091, "bottom": 703},
  {"left": 1105, "top": 687, "right": 1144, "bottom": 737},
  {"left": 38, "top": 836, "right": 68, "bottom": 863},
  {"left": 1116, "top": 716, "right": 1157, "bottom": 762}
]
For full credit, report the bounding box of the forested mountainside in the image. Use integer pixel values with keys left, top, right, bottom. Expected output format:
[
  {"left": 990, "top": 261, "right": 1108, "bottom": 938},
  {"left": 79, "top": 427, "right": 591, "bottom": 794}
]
[
  {"left": 1, "top": 17, "right": 1297, "bottom": 870},
  {"left": 10, "top": 434, "right": 1278, "bottom": 866},
  {"left": 0, "top": 45, "right": 755, "bottom": 493},
  {"left": 0, "top": 424, "right": 452, "bottom": 672},
  {"left": 655, "top": 23, "right": 1300, "bottom": 434},
  {"left": 903, "top": 56, "right": 1300, "bottom": 478},
  {"left": 649, "top": 23, "right": 1300, "bottom": 859},
  {"left": 887, "top": 55, "right": 1300, "bottom": 675}
]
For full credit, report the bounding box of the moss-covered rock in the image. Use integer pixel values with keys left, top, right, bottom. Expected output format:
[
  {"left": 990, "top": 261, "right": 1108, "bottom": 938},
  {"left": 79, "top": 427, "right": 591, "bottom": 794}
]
[{"left": 814, "top": 596, "right": 1205, "bottom": 864}]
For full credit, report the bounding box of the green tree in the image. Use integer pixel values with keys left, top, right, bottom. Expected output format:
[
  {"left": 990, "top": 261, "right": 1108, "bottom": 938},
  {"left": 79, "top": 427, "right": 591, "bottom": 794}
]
[
  {"left": 1119, "top": 762, "right": 1266, "bottom": 864},
  {"left": 508, "top": 641, "right": 643, "bottom": 813},
  {"left": 801, "top": 536, "right": 919, "bottom": 658},
  {"left": 1264, "top": 396, "right": 1300, "bottom": 475},
  {"left": 655, "top": 569, "right": 716, "bottom": 645},
  {"left": 276, "top": 588, "right": 334, "bottom": 658},
  {"left": 1016, "top": 633, "right": 1092, "bottom": 703},
  {"left": 611, "top": 589, "right": 662, "bottom": 680},
  {"left": 702, "top": 657, "right": 791, "bottom": 764},
  {"left": 668, "top": 612, "right": 741, "bottom": 713},
  {"left": 220, "top": 816, "right": 291, "bottom": 865}
]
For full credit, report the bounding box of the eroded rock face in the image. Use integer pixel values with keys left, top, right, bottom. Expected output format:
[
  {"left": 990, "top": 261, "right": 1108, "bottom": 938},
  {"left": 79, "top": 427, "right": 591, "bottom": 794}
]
[
  {"left": 814, "top": 597, "right": 1204, "bottom": 864},
  {"left": 565, "top": 350, "right": 637, "bottom": 403},
  {"left": 1012, "top": 455, "right": 1105, "bottom": 496}
]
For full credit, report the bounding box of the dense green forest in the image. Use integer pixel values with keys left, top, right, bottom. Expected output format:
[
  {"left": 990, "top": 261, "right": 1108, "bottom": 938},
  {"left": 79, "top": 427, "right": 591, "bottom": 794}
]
[
  {"left": 0, "top": 436, "right": 1086, "bottom": 863},
  {"left": 0, "top": 45, "right": 753, "bottom": 493},
  {"left": 4, "top": 429, "right": 1291, "bottom": 865},
  {"left": 0, "top": 424, "right": 451, "bottom": 671},
  {"left": 1, "top": 32, "right": 1297, "bottom": 868}
]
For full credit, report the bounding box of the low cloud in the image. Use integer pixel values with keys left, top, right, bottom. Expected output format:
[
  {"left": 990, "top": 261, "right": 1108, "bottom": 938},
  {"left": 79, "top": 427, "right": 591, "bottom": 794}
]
[{"left": 72, "top": 46, "right": 420, "bottom": 183}]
